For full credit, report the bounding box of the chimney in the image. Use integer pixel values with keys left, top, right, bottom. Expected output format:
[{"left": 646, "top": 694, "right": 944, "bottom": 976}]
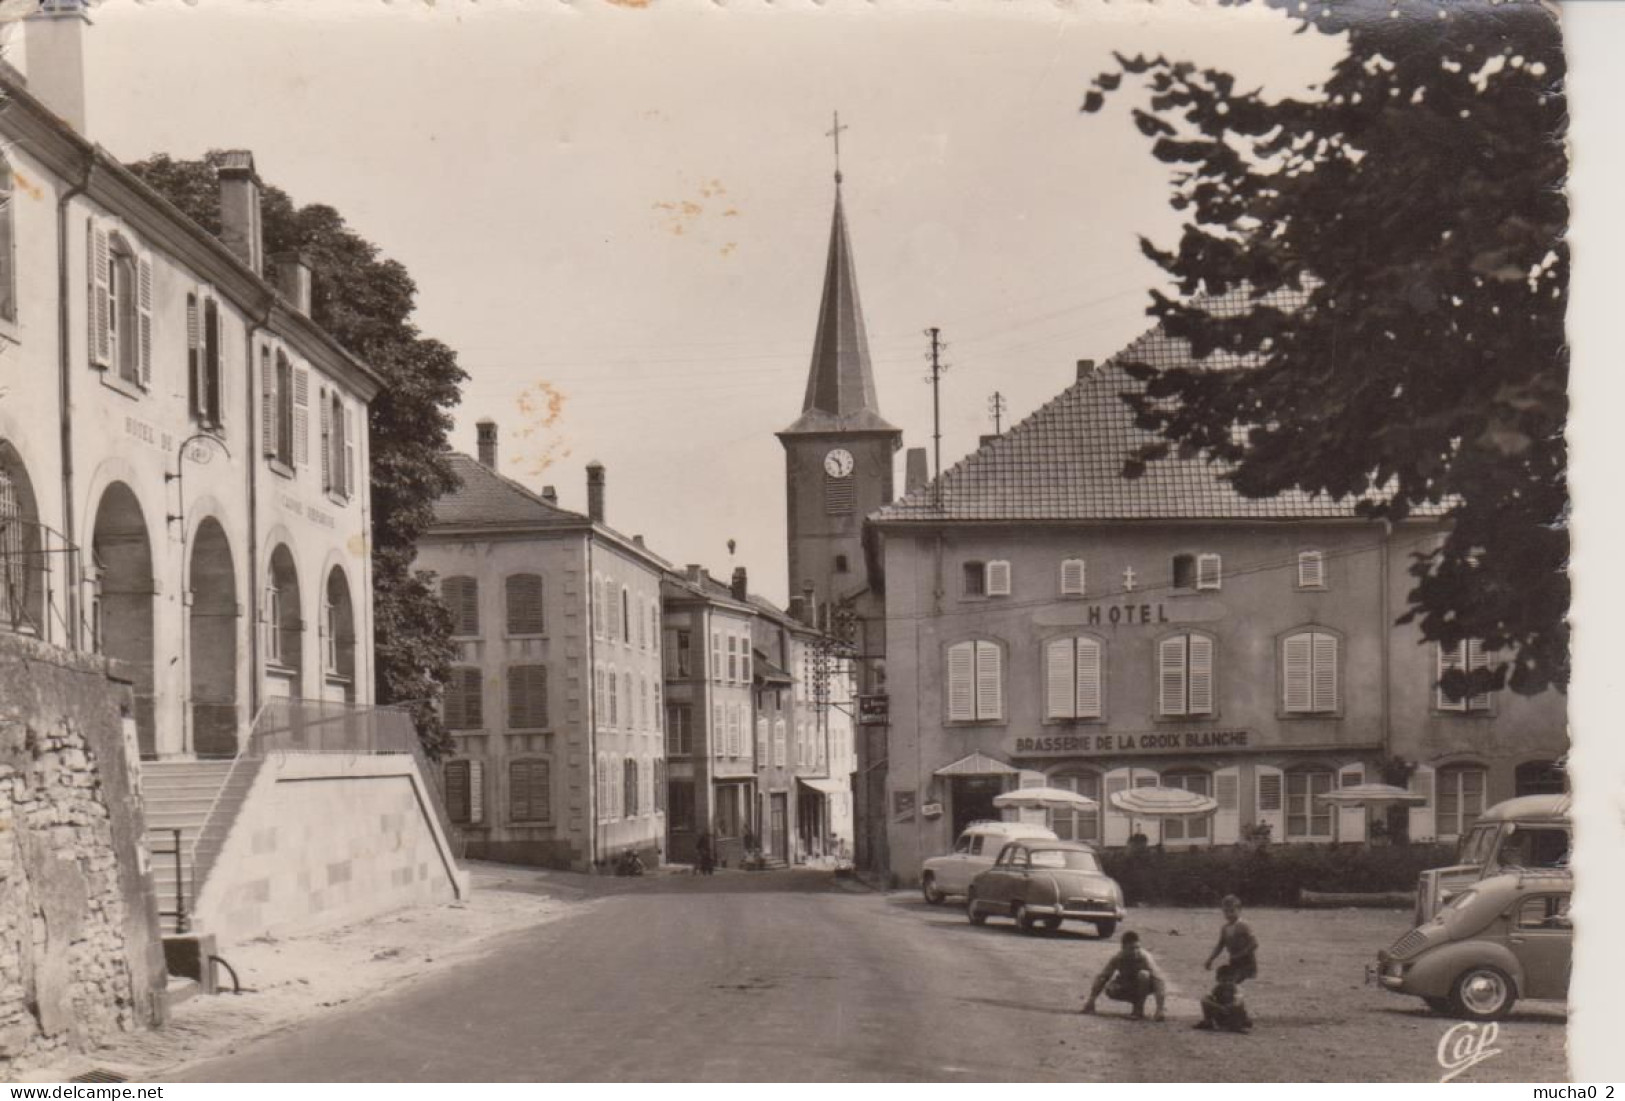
[
  {"left": 541, "top": 486, "right": 558, "bottom": 505},
  {"left": 476, "top": 418, "right": 498, "bottom": 469},
  {"left": 787, "top": 596, "right": 805, "bottom": 623},
  {"left": 216, "top": 151, "right": 265, "bottom": 275},
  {"left": 685, "top": 564, "right": 708, "bottom": 586},
  {"left": 633, "top": 534, "right": 645, "bottom": 548},
  {"left": 586, "top": 461, "right": 605, "bottom": 524},
  {"left": 905, "top": 448, "right": 929, "bottom": 494},
  {"left": 271, "top": 251, "right": 312, "bottom": 314},
  {"left": 800, "top": 582, "right": 817, "bottom": 628},
  {"left": 1076, "top": 358, "right": 1097, "bottom": 381},
  {"left": 731, "top": 567, "right": 748, "bottom": 602},
  {"left": 979, "top": 435, "right": 999, "bottom": 449},
  {"left": 24, "top": 2, "right": 91, "bottom": 135}
]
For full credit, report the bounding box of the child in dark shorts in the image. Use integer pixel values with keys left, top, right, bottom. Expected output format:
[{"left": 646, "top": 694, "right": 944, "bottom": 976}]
[
  {"left": 1195, "top": 965, "right": 1253, "bottom": 1032},
  {"left": 1204, "top": 894, "right": 1259, "bottom": 984}
]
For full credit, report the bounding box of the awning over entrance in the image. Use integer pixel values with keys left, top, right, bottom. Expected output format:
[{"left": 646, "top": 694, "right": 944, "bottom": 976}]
[
  {"left": 934, "top": 751, "right": 1017, "bottom": 777},
  {"left": 796, "top": 776, "right": 847, "bottom": 797}
]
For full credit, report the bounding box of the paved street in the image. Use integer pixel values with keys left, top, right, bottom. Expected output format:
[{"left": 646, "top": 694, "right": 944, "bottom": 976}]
[{"left": 171, "top": 869, "right": 1566, "bottom": 1083}]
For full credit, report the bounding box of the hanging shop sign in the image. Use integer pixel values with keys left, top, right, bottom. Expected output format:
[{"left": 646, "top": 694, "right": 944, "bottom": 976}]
[
  {"left": 1011, "top": 728, "right": 1254, "bottom": 758},
  {"left": 858, "top": 693, "right": 890, "bottom": 725}
]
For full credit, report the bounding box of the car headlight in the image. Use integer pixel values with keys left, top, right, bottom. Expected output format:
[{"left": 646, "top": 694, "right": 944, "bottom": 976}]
[{"left": 1384, "top": 961, "right": 1406, "bottom": 979}]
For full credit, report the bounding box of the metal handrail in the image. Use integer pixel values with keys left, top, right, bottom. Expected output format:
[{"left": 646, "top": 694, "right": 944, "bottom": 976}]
[
  {"left": 148, "top": 826, "right": 190, "bottom": 934},
  {"left": 0, "top": 515, "right": 80, "bottom": 647}
]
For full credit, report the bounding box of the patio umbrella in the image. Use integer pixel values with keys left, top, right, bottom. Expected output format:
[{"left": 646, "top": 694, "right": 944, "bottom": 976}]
[
  {"left": 1108, "top": 786, "right": 1219, "bottom": 819},
  {"left": 1314, "top": 782, "right": 1426, "bottom": 808},
  {"left": 992, "top": 787, "right": 1100, "bottom": 812}
]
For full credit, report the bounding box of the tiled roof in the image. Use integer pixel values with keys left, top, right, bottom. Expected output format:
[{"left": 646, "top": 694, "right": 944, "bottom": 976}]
[
  {"left": 873, "top": 287, "right": 1404, "bottom": 524},
  {"left": 429, "top": 453, "right": 586, "bottom": 529}
]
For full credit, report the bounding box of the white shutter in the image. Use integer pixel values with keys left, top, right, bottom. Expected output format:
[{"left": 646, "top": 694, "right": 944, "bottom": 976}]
[
  {"left": 469, "top": 759, "right": 485, "bottom": 825},
  {"left": 320, "top": 392, "right": 332, "bottom": 491},
  {"left": 1197, "top": 552, "right": 1222, "bottom": 590},
  {"left": 975, "top": 640, "right": 1002, "bottom": 720},
  {"left": 1158, "top": 636, "right": 1187, "bottom": 716},
  {"left": 88, "top": 220, "right": 111, "bottom": 368},
  {"left": 1313, "top": 633, "right": 1338, "bottom": 712},
  {"left": 1075, "top": 639, "right": 1102, "bottom": 719},
  {"left": 344, "top": 406, "right": 357, "bottom": 498},
  {"left": 292, "top": 366, "right": 310, "bottom": 465},
  {"left": 1255, "top": 765, "right": 1285, "bottom": 842},
  {"left": 1188, "top": 634, "right": 1214, "bottom": 714},
  {"left": 1103, "top": 769, "right": 1131, "bottom": 846},
  {"left": 1437, "top": 642, "right": 1466, "bottom": 711},
  {"left": 1467, "top": 639, "right": 1491, "bottom": 710},
  {"left": 1298, "top": 550, "right": 1325, "bottom": 588},
  {"left": 1283, "top": 633, "right": 1313, "bottom": 712},
  {"left": 1408, "top": 764, "right": 1436, "bottom": 842},
  {"left": 986, "top": 560, "right": 1011, "bottom": 596},
  {"left": 1213, "top": 767, "right": 1241, "bottom": 844},
  {"left": 1338, "top": 764, "right": 1366, "bottom": 843},
  {"left": 947, "top": 642, "right": 974, "bottom": 721},
  {"left": 1045, "top": 639, "right": 1074, "bottom": 720},
  {"left": 1061, "top": 558, "right": 1086, "bottom": 595},
  {"left": 260, "top": 350, "right": 277, "bottom": 457},
  {"left": 136, "top": 255, "right": 153, "bottom": 387},
  {"left": 186, "top": 295, "right": 201, "bottom": 414}
]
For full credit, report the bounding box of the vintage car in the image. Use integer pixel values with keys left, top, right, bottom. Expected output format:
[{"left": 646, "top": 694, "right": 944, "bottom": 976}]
[
  {"left": 1376, "top": 869, "right": 1572, "bottom": 1020},
  {"left": 965, "top": 839, "right": 1125, "bottom": 937},
  {"left": 920, "top": 820, "right": 1058, "bottom": 904},
  {"left": 1415, "top": 793, "right": 1570, "bottom": 924}
]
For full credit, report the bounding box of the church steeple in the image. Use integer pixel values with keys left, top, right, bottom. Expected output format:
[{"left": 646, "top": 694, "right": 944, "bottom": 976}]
[{"left": 780, "top": 179, "right": 898, "bottom": 436}]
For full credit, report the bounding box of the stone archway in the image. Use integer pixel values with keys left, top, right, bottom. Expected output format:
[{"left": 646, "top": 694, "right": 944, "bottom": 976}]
[
  {"left": 0, "top": 440, "right": 44, "bottom": 637},
  {"left": 323, "top": 565, "right": 356, "bottom": 704},
  {"left": 92, "top": 483, "right": 155, "bottom": 756},
  {"left": 189, "top": 518, "right": 239, "bottom": 757},
  {"left": 266, "top": 544, "right": 303, "bottom": 699}
]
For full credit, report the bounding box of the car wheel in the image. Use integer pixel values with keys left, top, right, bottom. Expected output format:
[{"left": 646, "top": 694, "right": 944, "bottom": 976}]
[
  {"left": 1013, "top": 903, "right": 1037, "bottom": 934},
  {"left": 922, "top": 874, "right": 945, "bottom": 906},
  {"left": 967, "top": 891, "right": 987, "bottom": 926},
  {"left": 1094, "top": 920, "right": 1117, "bottom": 940},
  {"left": 1423, "top": 997, "right": 1451, "bottom": 1014},
  {"left": 1449, "top": 967, "right": 1516, "bottom": 1021},
  {"left": 1038, "top": 916, "right": 1063, "bottom": 934}
]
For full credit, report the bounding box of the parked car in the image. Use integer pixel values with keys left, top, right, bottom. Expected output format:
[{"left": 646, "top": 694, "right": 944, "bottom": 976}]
[
  {"left": 920, "top": 821, "right": 1058, "bottom": 905},
  {"left": 965, "top": 839, "right": 1125, "bottom": 937},
  {"left": 1375, "top": 869, "right": 1572, "bottom": 1020},
  {"left": 1415, "top": 793, "right": 1570, "bottom": 924}
]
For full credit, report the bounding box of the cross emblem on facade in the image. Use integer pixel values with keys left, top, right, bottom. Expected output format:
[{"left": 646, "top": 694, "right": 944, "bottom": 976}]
[{"left": 1122, "top": 565, "right": 1138, "bottom": 592}]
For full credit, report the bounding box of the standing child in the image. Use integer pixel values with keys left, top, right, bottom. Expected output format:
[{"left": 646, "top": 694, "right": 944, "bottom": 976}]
[{"left": 1204, "top": 894, "right": 1259, "bottom": 984}]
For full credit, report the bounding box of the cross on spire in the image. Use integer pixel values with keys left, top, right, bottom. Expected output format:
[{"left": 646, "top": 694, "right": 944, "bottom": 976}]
[{"left": 827, "top": 111, "right": 848, "bottom": 185}]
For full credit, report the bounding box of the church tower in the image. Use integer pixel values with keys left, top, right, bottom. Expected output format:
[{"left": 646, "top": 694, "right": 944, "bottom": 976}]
[{"left": 778, "top": 169, "right": 902, "bottom": 629}]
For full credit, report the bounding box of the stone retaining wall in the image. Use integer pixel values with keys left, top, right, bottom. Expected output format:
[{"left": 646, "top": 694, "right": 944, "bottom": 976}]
[{"left": 0, "top": 634, "right": 166, "bottom": 1076}]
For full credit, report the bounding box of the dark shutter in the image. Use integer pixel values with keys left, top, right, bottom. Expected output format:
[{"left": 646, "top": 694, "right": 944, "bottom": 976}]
[
  {"left": 505, "top": 574, "right": 545, "bottom": 635},
  {"left": 442, "top": 576, "right": 480, "bottom": 636},
  {"left": 204, "top": 299, "right": 222, "bottom": 427},
  {"left": 507, "top": 664, "right": 548, "bottom": 730},
  {"left": 445, "top": 760, "right": 471, "bottom": 824},
  {"left": 510, "top": 759, "right": 551, "bottom": 822}
]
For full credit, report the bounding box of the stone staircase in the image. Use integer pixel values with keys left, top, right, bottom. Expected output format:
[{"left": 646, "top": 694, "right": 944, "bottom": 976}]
[{"left": 141, "top": 759, "right": 261, "bottom": 934}]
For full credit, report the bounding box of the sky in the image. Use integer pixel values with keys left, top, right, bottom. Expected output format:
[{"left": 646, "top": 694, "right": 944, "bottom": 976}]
[{"left": 60, "top": 0, "right": 1348, "bottom": 604}]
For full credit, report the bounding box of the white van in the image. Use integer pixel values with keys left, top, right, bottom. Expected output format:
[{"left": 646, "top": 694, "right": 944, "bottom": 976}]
[
  {"left": 1415, "top": 793, "right": 1570, "bottom": 923},
  {"left": 921, "top": 820, "right": 1059, "bottom": 904}
]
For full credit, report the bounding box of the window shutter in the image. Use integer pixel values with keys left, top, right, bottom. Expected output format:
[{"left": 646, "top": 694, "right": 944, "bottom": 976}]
[
  {"left": 1187, "top": 634, "right": 1214, "bottom": 714},
  {"left": 1045, "top": 639, "right": 1074, "bottom": 720},
  {"left": 1337, "top": 764, "right": 1366, "bottom": 843},
  {"left": 1103, "top": 769, "right": 1131, "bottom": 846},
  {"left": 319, "top": 392, "right": 332, "bottom": 491},
  {"left": 757, "top": 718, "right": 769, "bottom": 762},
  {"left": 506, "top": 574, "right": 545, "bottom": 635},
  {"left": 1255, "top": 765, "right": 1285, "bottom": 841},
  {"left": 88, "top": 221, "right": 111, "bottom": 368},
  {"left": 204, "top": 300, "right": 222, "bottom": 428},
  {"left": 1313, "top": 633, "right": 1338, "bottom": 712},
  {"left": 463, "top": 667, "right": 483, "bottom": 728},
  {"left": 136, "top": 256, "right": 153, "bottom": 387},
  {"left": 465, "top": 759, "right": 483, "bottom": 824},
  {"left": 1298, "top": 550, "right": 1325, "bottom": 588},
  {"left": 1436, "top": 642, "right": 1466, "bottom": 712},
  {"left": 292, "top": 366, "right": 310, "bottom": 465},
  {"left": 1408, "top": 764, "right": 1436, "bottom": 842},
  {"left": 774, "top": 719, "right": 786, "bottom": 766},
  {"left": 1075, "top": 638, "right": 1102, "bottom": 719},
  {"left": 1196, "top": 553, "right": 1222, "bottom": 590},
  {"left": 445, "top": 761, "right": 470, "bottom": 824},
  {"left": 1213, "top": 767, "right": 1241, "bottom": 844},
  {"left": 975, "top": 640, "right": 1002, "bottom": 720},
  {"left": 1159, "top": 636, "right": 1187, "bottom": 716},
  {"left": 1061, "top": 558, "right": 1086, "bottom": 595},
  {"left": 947, "top": 642, "right": 974, "bottom": 720},
  {"left": 261, "top": 349, "right": 276, "bottom": 456},
  {"left": 343, "top": 406, "right": 357, "bottom": 498},
  {"left": 986, "top": 560, "right": 1011, "bottom": 596},
  {"left": 508, "top": 665, "right": 548, "bottom": 729},
  {"left": 1283, "top": 633, "right": 1313, "bottom": 712},
  {"left": 186, "top": 295, "right": 200, "bottom": 415},
  {"left": 1467, "top": 640, "right": 1491, "bottom": 710}
]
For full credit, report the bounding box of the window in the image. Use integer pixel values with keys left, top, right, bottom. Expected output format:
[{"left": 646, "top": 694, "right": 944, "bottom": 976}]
[
  {"left": 641, "top": 676, "right": 650, "bottom": 728},
  {"left": 624, "top": 758, "right": 639, "bottom": 817},
  {"left": 1515, "top": 760, "right": 1566, "bottom": 797},
  {"left": 188, "top": 296, "right": 224, "bottom": 429},
  {"left": 444, "top": 667, "right": 484, "bottom": 730},
  {"left": 0, "top": 155, "right": 13, "bottom": 323},
  {"left": 727, "top": 636, "right": 738, "bottom": 683},
  {"left": 649, "top": 604, "right": 659, "bottom": 654},
  {"left": 1045, "top": 637, "right": 1103, "bottom": 720},
  {"left": 1060, "top": 558, "right": 1086, "bottom": 596},
  {"left": 1285, "top": 768, "right": 1334, "bottom": 839},
  {"left": 88, "top": 228, "right": 151, "bottom": 388},
  {"left": 1436, "top": 765, "right": 1487, "bottom": 837},
  {"left": 1297, "top": 550, "right": 1326, "bottom": 589},
  {"left": 1046, "top": 772, "right": 1101, "bottom": 841},
  {"left": 275, "top": 353, "right": 297, "bottom": 465},
  {"left": 505, "top": 573, "right": 545, "bottom": 636},
  {"left": 1282, "top": 630, "right": 1338, "bottom": 714},
  {"left": 712, "top": 630, "right": 722, "bottom": 682},
  {"left": 444, "top": 760, "right": 484, "bottom": 825},
  {"left": 834, "top": 554, "right": 849, "bottom": 574},
  {"left": 596, "top": 753, "right": 610, "bottom": 820},
  {"left": 1437, "top": 640, "right": 1492, "bottom": 712},
  {"left": 507, "top": 664, "right": 548, "bottom": 730},
  {"left": 774, "top": 718, "right": 787, "bottom": 767},
  {"left": 593, "top": 668, "right": 606, "bottom": 722},
  {"left": 756, "top": 717, "right": 769, "bottom": 762},
  {"left": 985, "top": 560, "right": 1012, "bottom": 596},
  {"left": 608, "top": 670, "right": 618, "bottom": 727},
  {"left": 1158, "top": 633, "right": 1215, "bottom": 717},
  {"left": 621, "top": 672, "right": 631, "bottom": 730},
  {"left": 1514, "top": 895, "right": 1571, "bottom": 931},
  {"left": 962, "top": 561, "right": 986, "bottom": 597},
  {"left": 442, "top": 576, "right": 479, "bottom": 636},
  {"left": 1163, "top": 771, "right": 1211, "bottom": 842},
  {"left": 946, "top": 640, "right": 1003, "bottom": 722},
  {"left": 621, "top": 586, "right": 631, "bottom": 643},
  {"left": 266, "top": 582, "right": 285, "bottom": 665},
  {"left": 636, "top": 596, "right": 646, "bottom": 649},
  {"left": 1197, "top": 553, "right": 1222, "bottom": 590},
  {"left": 667, "top": 704, "right": 692, "bottom": 755},
  {"left": 509, "top": 759, "right": 551, "bottom": 823},
  {"left": 1172, "top": 554, "right": 1196, "bottom": 590},
  {"left": 323, "top": 568, "right": 356, "bottom": 681},
  {"left": 740, "top": 640, "right": 751, "bottom": 684},
  {"left": 654, "top": 760, "right": 666, "bottom": 814},
  {"left": 668, "top": 629, "right": 693, "bottom": 677}
]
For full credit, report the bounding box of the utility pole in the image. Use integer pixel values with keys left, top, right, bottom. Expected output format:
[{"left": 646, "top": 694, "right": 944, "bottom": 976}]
[
  {"left": 925, "top": 328, "right": 947, "bottom": 507},
  {"left": 988, "top": 391, "right": 1006, "bottom": 436}
]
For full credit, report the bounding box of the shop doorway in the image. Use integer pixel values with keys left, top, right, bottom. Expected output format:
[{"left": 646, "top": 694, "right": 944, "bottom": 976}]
[
  {"left": 951, "top": 775, "right": 1005, "bottom": 837},
  {"left": 769, "top": 793, "right": 788, "bottom": 863}
]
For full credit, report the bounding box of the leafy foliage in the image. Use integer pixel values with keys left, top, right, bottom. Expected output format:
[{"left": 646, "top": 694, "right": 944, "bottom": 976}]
[
  {"left": 131, "top": 153, "right": 465, "bottom": 751},
  {"left": 1083, "top": 0, "right": 1568, "bottom": 696}
]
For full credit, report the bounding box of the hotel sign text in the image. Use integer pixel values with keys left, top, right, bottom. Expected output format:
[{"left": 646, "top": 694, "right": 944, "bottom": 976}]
[
  {"left": 1086, "top": 603, "right": 1168, "bottom": 626},
  {"left": 1012, "top": 728, "right": 1252, "bottom": 757}
]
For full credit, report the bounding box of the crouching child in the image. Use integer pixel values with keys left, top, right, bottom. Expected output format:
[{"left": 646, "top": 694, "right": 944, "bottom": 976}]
[
  {"left": 1195, "top": 965, "right": 1253, "bottom": 1032},
  {"left": 1082, "top": 930, "right": 1167, "bottom": 1022}
]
